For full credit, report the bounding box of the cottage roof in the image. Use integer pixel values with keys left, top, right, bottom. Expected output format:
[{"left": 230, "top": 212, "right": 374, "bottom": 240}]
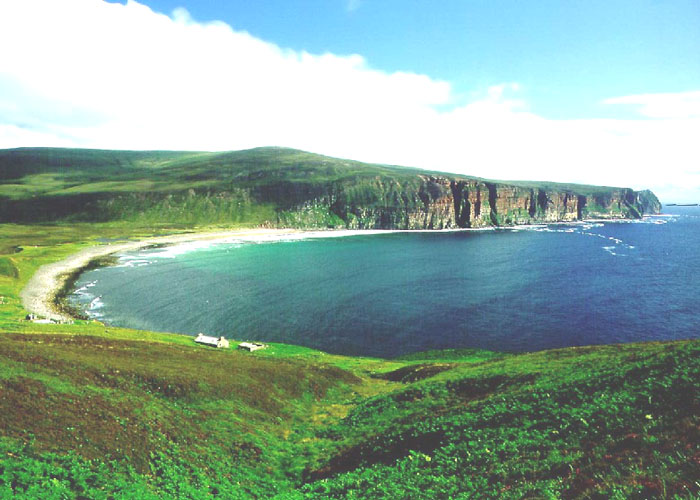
[{"left": 194, "top": 333, "right": 228, "bottom": 348}]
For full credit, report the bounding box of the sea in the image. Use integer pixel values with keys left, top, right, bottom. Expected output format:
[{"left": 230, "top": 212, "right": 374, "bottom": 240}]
[{"left": 69, "top": 206, "right": 700, "bottom": 357}]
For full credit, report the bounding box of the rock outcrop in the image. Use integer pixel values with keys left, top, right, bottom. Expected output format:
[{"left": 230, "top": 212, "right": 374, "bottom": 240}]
[{"left": 281, "top": 175, "right": 661, "bottom": 230}]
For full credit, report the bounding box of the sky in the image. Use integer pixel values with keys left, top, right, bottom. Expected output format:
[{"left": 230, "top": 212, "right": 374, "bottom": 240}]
[{"left": 0, "top": 0, "right": 699, "bottom": 202}]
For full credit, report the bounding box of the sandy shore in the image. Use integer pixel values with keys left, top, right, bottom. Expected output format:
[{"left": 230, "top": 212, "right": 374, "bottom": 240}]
[
  {"left": 19, "top": 228, "right": 305, "bottom": 321},
  {"left": 19, "top": 217, "right": 651, "bottom": 322},
  {"left": 19, "top": 227, "right": 416, "bottom": 322}
]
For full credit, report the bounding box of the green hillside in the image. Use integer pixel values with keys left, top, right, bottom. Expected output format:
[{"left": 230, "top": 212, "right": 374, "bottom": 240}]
[
  {"left": 0, "top": 147, "right": 420, "bottom": 225},
  {"left": 0, "top": 327, "right": 696, "bottom": 499},
  {"left": 0, "top": 147, "right": 660, "bottom": 227}
]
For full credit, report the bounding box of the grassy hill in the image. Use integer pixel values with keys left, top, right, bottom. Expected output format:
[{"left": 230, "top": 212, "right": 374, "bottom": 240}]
[
  {"left": 0, "top": 147, "right": 660, "bottom": 227},
  {"left": 0, "top": 147, "right": 429, "bottom": 224},
  {"left": 0, "top": 327, "right": 696, "bottom": 499}
]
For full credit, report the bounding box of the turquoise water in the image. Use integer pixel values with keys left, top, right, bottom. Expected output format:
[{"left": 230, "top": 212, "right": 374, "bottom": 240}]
[{"left": 70, "top": 207, "right": 700, "bottom": 357}]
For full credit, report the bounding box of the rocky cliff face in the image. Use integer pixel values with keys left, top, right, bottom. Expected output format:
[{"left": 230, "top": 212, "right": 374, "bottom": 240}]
[
  {"left": 634, "top": 189, "right": 663, "bottom": 216},
  {"left": 281, "top": 175, "right": 661, "bottom": 230}
]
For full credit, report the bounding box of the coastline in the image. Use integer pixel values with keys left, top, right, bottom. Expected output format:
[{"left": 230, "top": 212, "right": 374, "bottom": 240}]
[
  {"left": 19, "top": 215, "right": 666, "bottom": 323},
  {"left": 19, "top": 227, "right": 431, "bottom": 322},
  {"left": 19, "top": 228, "right": 303, "bottom": 321}
]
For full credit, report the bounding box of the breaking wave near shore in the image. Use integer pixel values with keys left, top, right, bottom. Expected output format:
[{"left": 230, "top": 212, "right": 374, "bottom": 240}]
[{"left": 511, "top": 214, "right": 677, "bottom": 257}]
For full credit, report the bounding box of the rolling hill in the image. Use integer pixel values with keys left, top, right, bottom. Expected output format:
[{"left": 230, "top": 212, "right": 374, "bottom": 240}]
[
  {"left": 0, "top": 329, "right": 696, "bottom": 498},
  {"left": 0, "top": 147, "right": 660, "bottom": 227}
]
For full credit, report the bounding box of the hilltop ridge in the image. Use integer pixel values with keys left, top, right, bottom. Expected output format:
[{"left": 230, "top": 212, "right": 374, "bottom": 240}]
[{"left": 0, "top": 147, "right": 660, "bottom": 228}]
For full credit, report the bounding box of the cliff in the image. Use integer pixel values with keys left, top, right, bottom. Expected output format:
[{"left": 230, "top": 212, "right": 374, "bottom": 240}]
[
  {"left": 0, "top": 147, "right": 661, "bottom": 228},
  {"left": 278, "top": 175, "right": 661, "bottom": 229}
]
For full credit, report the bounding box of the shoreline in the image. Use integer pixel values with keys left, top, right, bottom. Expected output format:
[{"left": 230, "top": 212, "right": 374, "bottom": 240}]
[
  {"left": 19, "top": 216, "right": 665, "bottom": 322},
  {"left": 20, "top": 228, "right": 304, "bottom": 321},
  {"left": 20, "top": 227, "right": 453, "bottom": 322}
]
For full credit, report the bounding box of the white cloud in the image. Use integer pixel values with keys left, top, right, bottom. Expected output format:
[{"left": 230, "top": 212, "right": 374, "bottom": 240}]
[
  {"left": 0, "top": 0, "right": 698, "bottom": 202},
  {"left": 604, "top": 91, "right": 700, "bottom": 119}
]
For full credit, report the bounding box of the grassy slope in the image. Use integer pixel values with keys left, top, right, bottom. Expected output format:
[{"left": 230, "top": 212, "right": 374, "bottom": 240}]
[
  {"left": 0, "top": 147, "right": 657, "bottom": 228},
  {"left": 0, "top": 147, "right": 423, "bottom": 226},
  {"left": 0, "top": 224, "right": 698, "bottom": 498},
  {"left": 0, "top": 331, "right": 696, "bottom": 499},
  {"left": 0, "top": 147, "right": 418, "bottom": 200},
  {"left": 303, "top": 341, "right": 699, "bottom": 499}
]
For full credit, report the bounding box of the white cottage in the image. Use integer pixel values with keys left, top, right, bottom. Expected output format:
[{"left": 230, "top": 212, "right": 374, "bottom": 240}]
[{"left": 194, "top": 333, "right": 230, "bottom": 348}]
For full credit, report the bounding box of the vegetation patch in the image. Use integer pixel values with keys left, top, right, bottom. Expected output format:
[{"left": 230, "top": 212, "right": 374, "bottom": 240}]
[
  {"left": 0, "top": 257, "right": 18, "bottom": 278},
  {"left": 0, "top": 328, "right": 697, "bottom": 498},
  {"left": 373, "top": 363, "right": 457, "bottom": 383},
  {"left": 301, "top": 341, "right": 699, "bottom": 499}
]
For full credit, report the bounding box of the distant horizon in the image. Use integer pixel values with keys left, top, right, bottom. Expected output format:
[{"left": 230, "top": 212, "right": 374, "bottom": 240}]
[{"left": 1, "top": 0, "right": 698, "bottom": 202}]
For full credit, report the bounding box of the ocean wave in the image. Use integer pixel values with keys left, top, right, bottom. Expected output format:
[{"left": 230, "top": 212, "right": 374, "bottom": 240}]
[
  {"left": 508, "top": 223, "right": 641, "bottom": 255},
  {"left": 516, "top": 225, "right": 578, "bottom": 234},
  {"left": 115, "top": 259, "right": 152, "bottom": 268},
  {"left": 602, "top": 245, "right": 628, "bottom": 257},
  {"left": 75, "top": 280, "right": 98, "bottom": 294},
  {"left": 143, "top": 240, "right": 220, "bottom": 259},
  {"left": 89, "top": 296, "right": 104, "bottom": 310},
  {"left": 602, "top": 246, "right": 618, "bottom": 256},
  {"left": 506, "top": 224, "right": 548, "bottom": 231}
]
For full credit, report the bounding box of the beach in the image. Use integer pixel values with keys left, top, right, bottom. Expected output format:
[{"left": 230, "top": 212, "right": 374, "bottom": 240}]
[
  {"left": 19, "top": 228, "right": 301, "bottom": 321},
  {"left": 16, "top": 224, "right": 538, "bottom": 323},
  {"left": 19, "top": 218, "right": 662, "bottom": 324},
  {"left": 19, "top": 227, "right": 419, "bottom": 322}
]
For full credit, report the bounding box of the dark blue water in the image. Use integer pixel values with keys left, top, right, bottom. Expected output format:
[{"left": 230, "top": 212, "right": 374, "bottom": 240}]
[{"left": 70, "top": 207, "right": 700, "bottom": 357}]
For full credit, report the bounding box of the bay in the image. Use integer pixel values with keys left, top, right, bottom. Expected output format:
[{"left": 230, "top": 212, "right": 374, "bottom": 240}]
[{"left": 69, "top": 206, "right": 700, "bottom": 357}]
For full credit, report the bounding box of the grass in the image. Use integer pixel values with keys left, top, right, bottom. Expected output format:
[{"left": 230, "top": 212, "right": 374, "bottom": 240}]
[
  {"left": 0, "top": 174, "right": 687, "bottom": 498},
  {"left": 303, "top": 341, "right": 699, "bottom": 499},
  {"left": 0, "top": 327, "right": 696, "bottom": 499}
]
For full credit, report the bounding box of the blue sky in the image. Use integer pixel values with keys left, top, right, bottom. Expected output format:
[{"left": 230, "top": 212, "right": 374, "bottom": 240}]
[
  {"left": 136, "top": 0, "right": 700, "bottom": 119},
  {"left": 1, "top": 0, "right": 699, "bottom": 201}
]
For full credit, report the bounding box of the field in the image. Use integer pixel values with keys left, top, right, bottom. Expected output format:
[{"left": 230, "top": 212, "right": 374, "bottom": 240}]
[{"left": 0, "top": 222, "right": 698, "bottom": 498}]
